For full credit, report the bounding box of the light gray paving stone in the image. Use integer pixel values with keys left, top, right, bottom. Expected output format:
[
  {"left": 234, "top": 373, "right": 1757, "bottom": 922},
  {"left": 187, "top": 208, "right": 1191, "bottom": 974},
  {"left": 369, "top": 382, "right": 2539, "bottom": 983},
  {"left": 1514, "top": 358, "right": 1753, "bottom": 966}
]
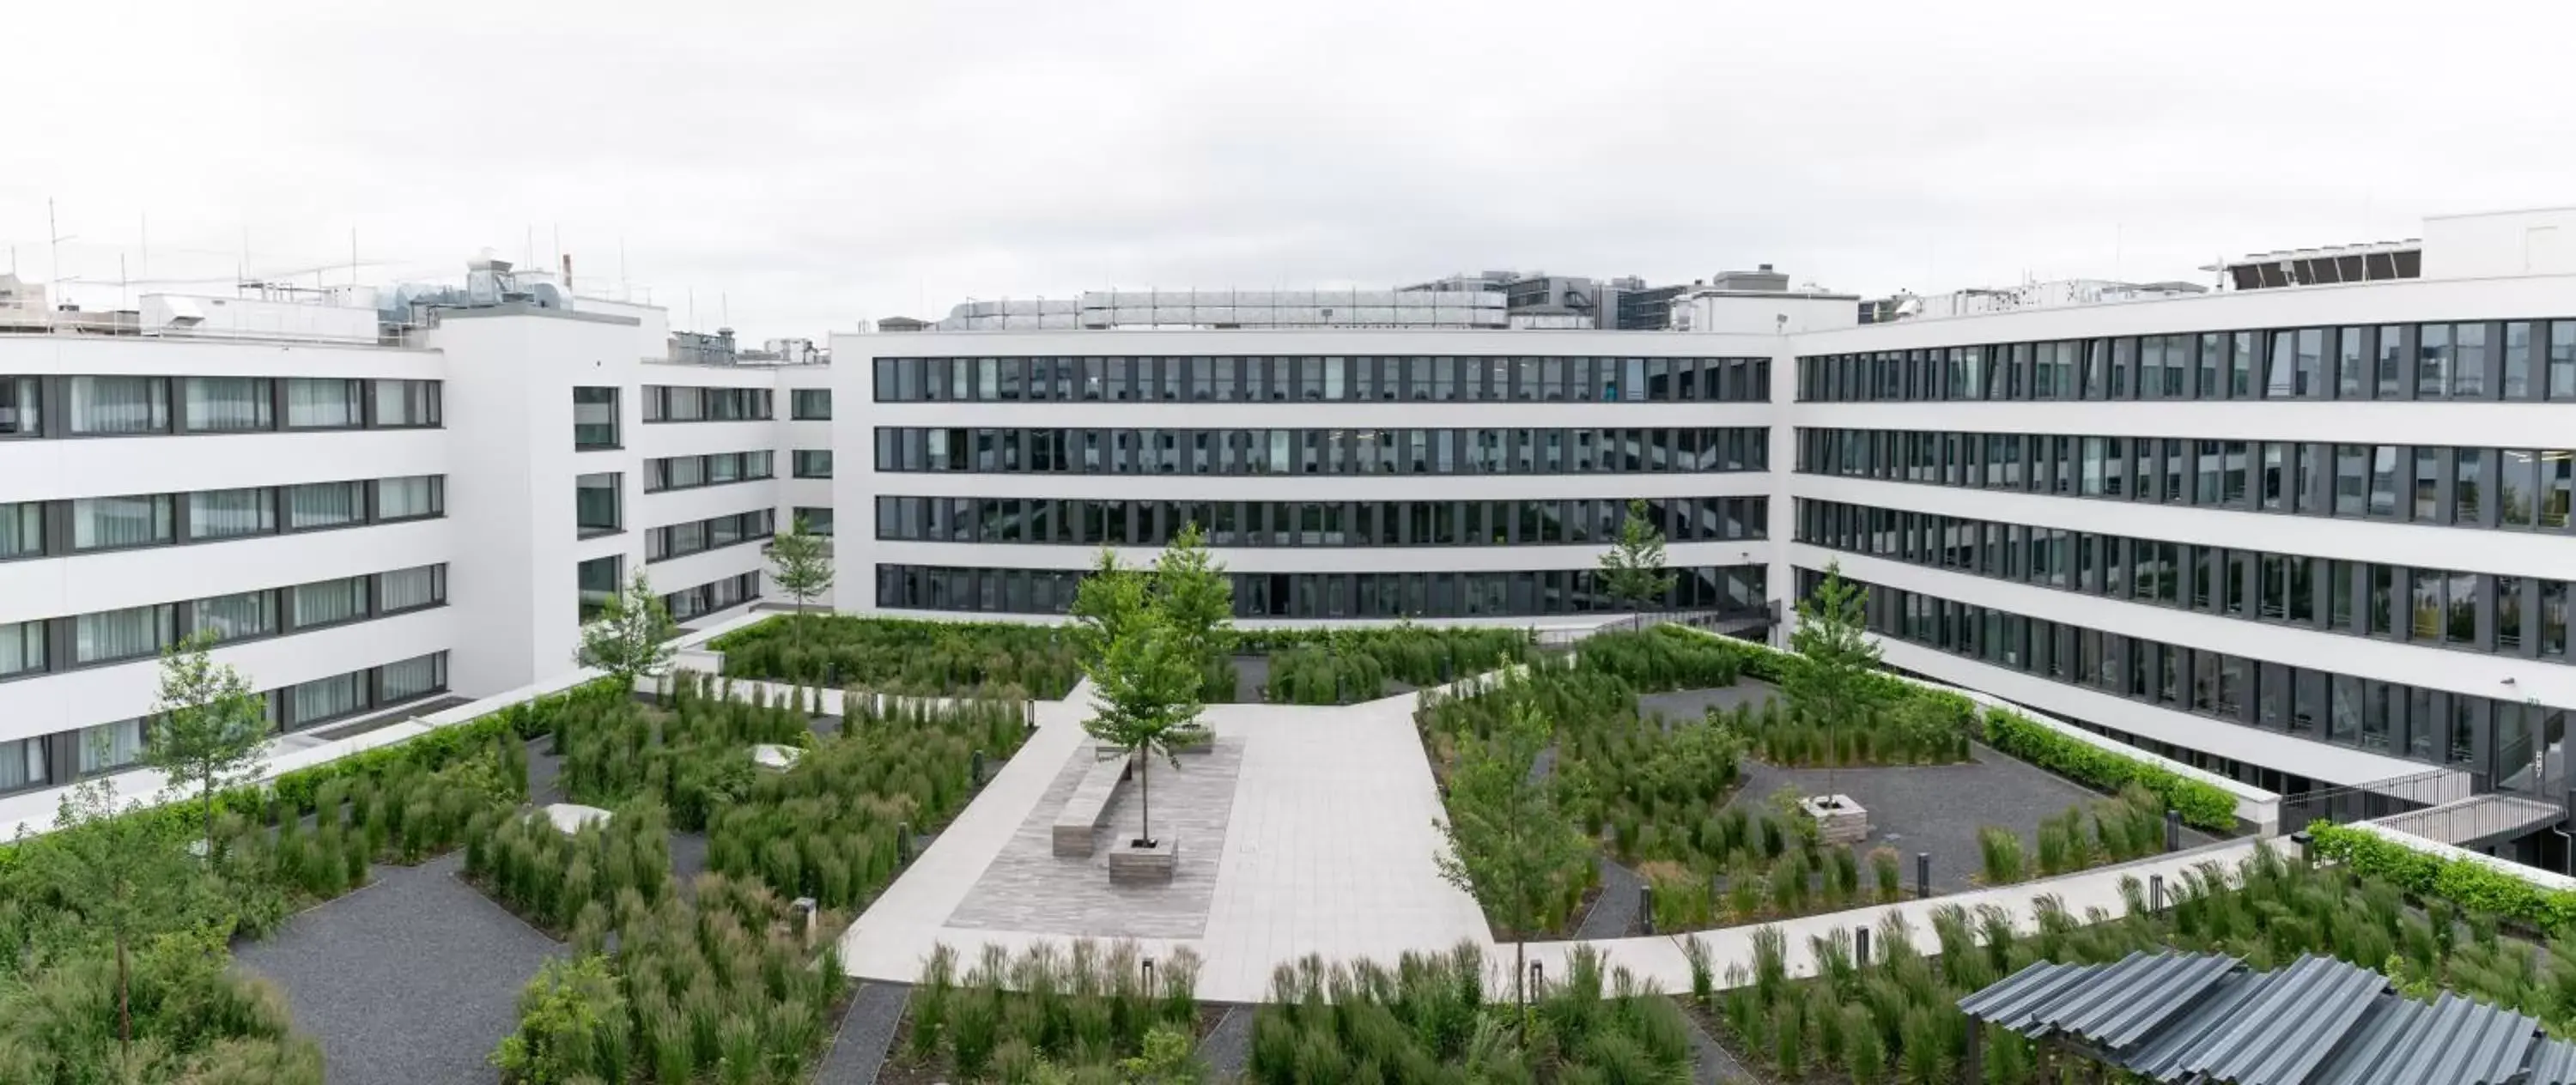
[{"left": 946, "top": 737, "right": 1245, "bottom": 938}]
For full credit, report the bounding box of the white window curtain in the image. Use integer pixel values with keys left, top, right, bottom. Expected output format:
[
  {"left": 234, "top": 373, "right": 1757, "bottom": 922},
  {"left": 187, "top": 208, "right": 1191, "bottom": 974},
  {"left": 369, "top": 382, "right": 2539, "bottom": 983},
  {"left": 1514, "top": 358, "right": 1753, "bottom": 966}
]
[
  {"left": 292, "top": 577, "right": 368, "bottom": 627},
  {"left": 710, "top": 455, "right": 741, "bottom": 484},
  {"left": 665, "top": 458, "right": 704, "bottom": 488},
  {"left": 376, "top": 476, "right": 440, "bottom": 519},
  {"left": 286, "top": 482, "right": 364, "bottom": 529},
  {"left": 183, "top": 377, "right": 273, "bottom": 432},
  {"left": 0, "top": 620, "right": 42, "bottom": 676},
  {"left": 76, "top": 605, "right": 169, "bottom": 664},
  {"left": 72, "top": 495, "right": 172, "bottom": 549},
  {"left": 379, "top": 566, "right": 441, "bottom": 612},
  {"left": 80, "top": 719, "right": 146, "bottom": 773},
  {"left": 380, "top": 653, "right": 444, "bottom": 701},
  {"left": 187, "top": 488, "right": 275, "bottom": 539},
  {"left": 0, "top": 737, "right": 43, "bottom": 791},
  {"left": 69, "top": 377, "right": 167, "bottom": 434},
  {"left": 374, "top": 379, "right": 438, "bottom": 427},
  {"left": 0, "top": 501, "right": 40, "bottom": 558},
  {"left": 193, "top": 591, "right": 276, "bottom": 641},
  {"left": 748, "top": 450, "right": 773, "bottom": 477},
  {"left": 284, "top": 379, "right": 362, "bottom": 428},
  {"left": 291, "top": 672, "right": 367, "bottom": 727}
]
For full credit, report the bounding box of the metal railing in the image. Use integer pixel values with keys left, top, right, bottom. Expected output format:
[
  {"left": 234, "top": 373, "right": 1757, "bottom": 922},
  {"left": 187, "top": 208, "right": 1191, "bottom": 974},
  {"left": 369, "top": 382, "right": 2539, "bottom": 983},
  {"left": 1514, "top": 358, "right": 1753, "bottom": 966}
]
[{"left": 2279, "top": 765, "right": 2483, "bottom": 830}]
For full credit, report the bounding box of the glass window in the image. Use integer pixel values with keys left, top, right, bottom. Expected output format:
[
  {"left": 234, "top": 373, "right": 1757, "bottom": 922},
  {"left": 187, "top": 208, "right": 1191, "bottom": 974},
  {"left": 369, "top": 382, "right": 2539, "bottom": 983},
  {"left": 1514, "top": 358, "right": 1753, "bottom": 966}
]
[
  {"left": 2337, "top": 327, "right": 2366, "bottom": 398},
  {"left": 375, "top": 379, "right": 442, "bottom": 427},
  {"left": 284, "top": 378, "right": 363, "bottom": 428},
  {"left": 292, "top": 576, "right": 369, "bottom": 627},
  {"left": 573, "top": 387, "right": 619, "bottom": 449},
  {"left": 75, "top": 603, "right": 173, "bottom": 664},
  {"left": 285, "top": 482, "right": 365, "bottom": 530},
  {"left": 575, "top": 472, "right": 622, "bottom": 536},
  {"left": 380, "top": 565, "right": 445, "bottom": 613},
  {"left": 78, "top": 718, "right": 145, "bottom": 774},
  {"left": 2502, "top": 450, "right": 2537, "bottom": 528},
  {"left": 798, "top": 506, "right": 835, "bottom": 536},
  {"left": 793, "top": 389, "right": 832, "bottom": 419},
  {"left": 2376, "top": 325, "right": 2407, "bottom": 398},
  {"left": 375, "top": 476, "right": 442, "bottom": 520},
  {"left": 2369, "top": 446, "right": 2402, "bottom": 517},
  {"left": 2454, "top": 448, "right": 2482, "bottom": 524},
  {"left": 2417, "top": 324, "right": 2452, "bottom": 398},
  {"left": 187, "top": 488, "right": 274, "bottom": 540},
  {"left": 192, "top": 589, "right": 276, "bottom": 641},
  {"left": 2453, "top": 324, "right": 2488, "bottom": 398},
  {"left": 2544, "top": 581, "right": 2568, "bottom": 657},
  {"left": 2552, "top": 321, "right": 2576, "bottom": 400},
  {"left": 380, "top": 652, "right": 447, "bottom": 702},
  {"left": 2413, "top": 448, "right": 2441, "bottom": 522},
  {"left": 0, "top": 376, "right": 39, "bottom": 436},
  {"left": 182, "top": 377, "right": 273, "bottom": 432},
  {"left": 2505, "top": 323, "right": 2535, "bottom": 399},
  {"left": 2547, "top": 451, "right": 2573, "bottom": 529},
  {"left": 0, "top": 620, "right": 44, "bottom": 677},
  {"left": 289, "top": 670, "right": 368, "bottom": 728},
  {"left": 0, "top": 736, "right": 43, "bottom": 791},
  {"left": 72, "top": 494, "right": 173, "bottom": 549},
  {"left": 68, "top": 376, "right": 169, "bottom": 434},
  {"left": 794, "top": 450, "right": 834, "bottom": 478},
  {"left": 2447, "top": 573, "right": 2481, "bottom": 646},
  {"left": 2412, "top": 569, "right": 2445, "bottom": 640}
]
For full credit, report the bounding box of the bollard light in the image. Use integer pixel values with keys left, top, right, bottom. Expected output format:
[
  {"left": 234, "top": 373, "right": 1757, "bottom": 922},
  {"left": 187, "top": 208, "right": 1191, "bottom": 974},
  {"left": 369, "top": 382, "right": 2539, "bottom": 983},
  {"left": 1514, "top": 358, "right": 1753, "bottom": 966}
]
[
  {"left": 1916, "top": 852, "right": 1932, "bottom": 900},
  {"left": 897, "top": 822, "right": 914, "bottom": 864},
  {"left": 973, "top": 749, "right": 987, "bottom": 786},
  {"left": 1143, "top": 956, "right": 1156, "bottom": 988},
  {"left": 2165, "top": 809, "right": 2182, "bottom": 852},
  {"left": 1856, "top": 925, "right": 1872, "bottom": 967},
  {"left": 1639, "top": 884, "right": 1656, "bottom": 936},
  {"left": 2149, "top": 874, "right": 2166, "bottom": 913},
  {"left": 1528, "top": 961, "right": 1545, "bottom": 999}
]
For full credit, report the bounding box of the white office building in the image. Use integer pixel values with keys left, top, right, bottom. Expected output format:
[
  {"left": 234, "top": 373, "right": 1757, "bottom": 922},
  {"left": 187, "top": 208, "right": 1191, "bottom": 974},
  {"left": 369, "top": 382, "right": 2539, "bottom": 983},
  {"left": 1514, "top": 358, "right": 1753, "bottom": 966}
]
[{"left": 6, "top": 208, "right": 2574, "bottom": 864}]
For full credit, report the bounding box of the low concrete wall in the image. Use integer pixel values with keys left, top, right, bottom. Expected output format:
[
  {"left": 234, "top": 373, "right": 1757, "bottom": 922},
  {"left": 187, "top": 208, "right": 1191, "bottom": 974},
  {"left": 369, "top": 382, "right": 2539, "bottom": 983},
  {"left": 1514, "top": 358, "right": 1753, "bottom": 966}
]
[{"left": 2347, "top": 820, "right": 2576, "bottom": 891}]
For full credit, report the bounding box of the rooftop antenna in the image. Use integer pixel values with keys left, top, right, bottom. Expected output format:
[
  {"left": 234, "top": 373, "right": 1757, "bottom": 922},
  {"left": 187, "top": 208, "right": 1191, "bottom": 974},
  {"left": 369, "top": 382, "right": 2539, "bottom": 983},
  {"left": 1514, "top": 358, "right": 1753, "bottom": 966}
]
[
  {"left": 47, "top": 197, "right": 74, "bottom": 290},
  {"left": 618, "top": 236, "right": 629, "bottom": 300}
]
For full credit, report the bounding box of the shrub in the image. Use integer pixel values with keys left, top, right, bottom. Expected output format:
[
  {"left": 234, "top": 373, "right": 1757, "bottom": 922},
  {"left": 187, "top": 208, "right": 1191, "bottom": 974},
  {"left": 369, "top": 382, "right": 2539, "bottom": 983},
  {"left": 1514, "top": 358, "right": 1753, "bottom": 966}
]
[
  {"left": 714, "top": 615, "right": 1081, "bottom": 696},
  {"left": 1978, "top": 827, "right": 2026, "bottom": 886},
  {"left": 493, "top": 955, "right": 626, "bottom": 1085},
  {"left": 1983, "top": 708, "right": 2236, "bottom": 831}
]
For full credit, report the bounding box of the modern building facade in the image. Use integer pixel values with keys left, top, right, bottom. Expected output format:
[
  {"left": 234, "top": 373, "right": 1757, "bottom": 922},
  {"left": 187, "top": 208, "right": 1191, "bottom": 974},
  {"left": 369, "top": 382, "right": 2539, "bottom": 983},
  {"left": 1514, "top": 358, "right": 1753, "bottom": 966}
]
[{"left": 7, "top": 207, "right": 2575, "bottom": 863}]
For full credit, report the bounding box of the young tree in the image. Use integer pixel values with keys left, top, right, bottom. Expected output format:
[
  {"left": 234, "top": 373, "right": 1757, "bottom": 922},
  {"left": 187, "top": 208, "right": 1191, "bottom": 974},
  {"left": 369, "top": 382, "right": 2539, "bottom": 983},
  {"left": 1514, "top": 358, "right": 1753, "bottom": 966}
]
[
  {"left": 1596, "top": 498, "right": 1678, "bottom": 615},
  {"left": 1150, "top": 522, "right": 1236, "bottom": 700},
  {"left": 1787, "top": 561, "right": 1886, "bottom": 796},
  {"left": 1073, "top": 551, "right": 1208, "bottom": 849},
  {"left": 763, "top": 516, "right": 835, "bottom": 632},
  {"left": 575, "top": 570, "right": 677, "bottom": 692},
  {"left": 1433, "top": 684, "right": 1591, "bottom": 1015},
  {"left": 143, "top": 632, "right": 270, "bottom": 859},
  {"left": 43, "top": 771, "right": 197, "bottom": 1059}
]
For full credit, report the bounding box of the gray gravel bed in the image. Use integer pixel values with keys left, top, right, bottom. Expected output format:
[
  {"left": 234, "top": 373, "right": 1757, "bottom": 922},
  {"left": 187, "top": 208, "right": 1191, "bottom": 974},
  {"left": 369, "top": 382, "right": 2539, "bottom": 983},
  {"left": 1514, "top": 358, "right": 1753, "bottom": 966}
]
[
  {"left": 1196, "top": 1003, "right": 1255, "bottom": 1080},
  {"left": 524, "top": 736, "right": 563, "bottom": 805},
  {"left": 1577, "top": 854, "right": 1647, "bottom": 940},
  {"left": 812, "top": 981, "right": 911, "bottom": 1085},
  {"left": 1637, "top": 681, "right": 1783, "bottom": 730},
  {"left": 1722, "top": 742, "right": 2217, "bottom": 894},
  {"left": 235, "top": 852, "right": 563, "bottom": 1085},
  {"left": 1678, "top": 1003, "right": 1762, "bottom": 1084}
]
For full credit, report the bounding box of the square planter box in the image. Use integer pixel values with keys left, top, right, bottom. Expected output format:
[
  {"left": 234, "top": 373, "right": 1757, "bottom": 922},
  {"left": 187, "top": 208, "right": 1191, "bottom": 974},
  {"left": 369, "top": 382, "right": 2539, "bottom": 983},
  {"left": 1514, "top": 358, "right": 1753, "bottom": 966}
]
[
  {"left": 1108, "top": 835, "right": 1180, "bottom": 886},
  {"left": 1800, "top": 795, "right": 1869, "bottom": 846}
]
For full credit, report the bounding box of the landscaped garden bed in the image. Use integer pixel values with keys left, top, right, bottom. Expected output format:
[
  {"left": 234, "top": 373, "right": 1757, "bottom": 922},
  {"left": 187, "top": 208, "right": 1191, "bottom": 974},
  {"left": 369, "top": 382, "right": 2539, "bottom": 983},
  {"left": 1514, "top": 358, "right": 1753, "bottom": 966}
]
[
  {"left": 715, "top": 614, "right": 1083, "bottom": 698},
  {"left": 1687, "top": 842, "right": 2576, "bottom": 1083},
  {"left": 881, "top": 941, "right": 1210, "bottom": 1083},
  {"left": 1231, "top": 625, "right": 1534, "bottom": 705}
]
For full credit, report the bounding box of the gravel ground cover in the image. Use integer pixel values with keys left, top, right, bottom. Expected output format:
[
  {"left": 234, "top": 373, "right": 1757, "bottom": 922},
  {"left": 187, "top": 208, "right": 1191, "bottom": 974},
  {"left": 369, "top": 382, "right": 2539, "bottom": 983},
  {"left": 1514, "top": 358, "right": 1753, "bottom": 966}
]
[{"left": 235, "top": 853, "right": 563, "bottom": 1085}]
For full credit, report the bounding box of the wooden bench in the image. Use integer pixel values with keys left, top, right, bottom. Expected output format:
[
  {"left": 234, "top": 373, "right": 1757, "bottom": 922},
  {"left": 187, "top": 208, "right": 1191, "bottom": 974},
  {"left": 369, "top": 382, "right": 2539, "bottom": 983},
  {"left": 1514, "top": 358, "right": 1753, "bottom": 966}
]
[{"left": 1051, "top": 750, "right": 1132, "bottom": 858}]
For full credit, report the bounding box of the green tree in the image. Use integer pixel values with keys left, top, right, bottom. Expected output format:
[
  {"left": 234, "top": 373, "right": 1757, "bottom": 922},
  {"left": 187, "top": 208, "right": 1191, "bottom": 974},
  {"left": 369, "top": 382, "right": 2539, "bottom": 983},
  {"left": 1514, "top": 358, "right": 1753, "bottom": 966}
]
[
  {"left": 575, "top": 570, "right": 677, "bottom": 693},
  {"left": 763, "top": 515, "right": 835, "bottom": 634},
  {"left": 1787, "top": 561, "right": 1885, "bottom": 795},
  {"left": 41, "top": 771, "right": 198, "bottom": 1059},
  {"left": 490, "top": 954, "right": 625, "bottom": 1084},
  {"left": 1596, "top": 498, "right": 1678, "bottom": 614},
  {"left": 1431, "top": 680, "right": 1592, "bottom": 1015},
  {"left": 1073, "top": 550, "right": 1208, "bottom": 850},
  {"left": 143, "top": 632, "right": 270, "bottom": 859},
  {"left": 1150, "top": 522, "right": 1236, "bottom": 700}
]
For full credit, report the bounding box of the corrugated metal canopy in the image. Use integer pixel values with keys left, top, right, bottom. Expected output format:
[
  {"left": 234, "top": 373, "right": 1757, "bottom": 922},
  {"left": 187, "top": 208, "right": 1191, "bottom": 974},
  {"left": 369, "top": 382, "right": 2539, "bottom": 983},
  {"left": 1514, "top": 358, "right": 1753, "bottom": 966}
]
[{"left": 1959, "top": 952, "right": 2576, "bottom": 1085}]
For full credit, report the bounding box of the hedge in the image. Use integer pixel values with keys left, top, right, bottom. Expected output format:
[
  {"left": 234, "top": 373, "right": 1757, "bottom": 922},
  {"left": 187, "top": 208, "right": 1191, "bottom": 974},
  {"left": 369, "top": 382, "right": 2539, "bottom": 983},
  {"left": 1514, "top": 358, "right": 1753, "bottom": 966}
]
[
  {"left": 0, "top": 676, "right": 623, "bottom": 876},
  {"left": 2307, "top": 821, "right": 2576, "bottom": 933},
  {"left": 1981, "top": 708, "right": 2238, "bottom": 831}
]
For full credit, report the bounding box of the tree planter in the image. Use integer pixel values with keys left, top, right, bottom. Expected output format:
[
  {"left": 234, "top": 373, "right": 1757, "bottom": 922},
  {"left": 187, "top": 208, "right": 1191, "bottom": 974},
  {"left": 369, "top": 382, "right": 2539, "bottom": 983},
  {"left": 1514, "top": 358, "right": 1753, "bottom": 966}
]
[
  {"left": 1799, "top": 795, "right": 1869, "bottom": 846},
  {"left": 1109, "top": 834, "right": 1179, "bottom": 885}
]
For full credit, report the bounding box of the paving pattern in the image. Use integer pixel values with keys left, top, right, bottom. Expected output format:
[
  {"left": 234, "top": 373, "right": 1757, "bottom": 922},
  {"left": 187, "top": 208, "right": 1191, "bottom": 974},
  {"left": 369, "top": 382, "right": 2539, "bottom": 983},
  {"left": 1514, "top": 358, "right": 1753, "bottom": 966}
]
[
  {"left": 236, "top": 854, "right": 563, "bottom": 1085},
  {"left": 947, "top": 738, "right": 1246, "bottom": 938}
]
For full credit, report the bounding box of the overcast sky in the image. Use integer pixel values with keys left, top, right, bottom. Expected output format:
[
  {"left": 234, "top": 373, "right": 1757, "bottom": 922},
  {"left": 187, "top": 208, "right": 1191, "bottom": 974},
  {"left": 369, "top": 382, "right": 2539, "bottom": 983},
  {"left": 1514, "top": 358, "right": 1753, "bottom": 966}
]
[{"left": 10, "top": 1, "right": 2573, "bottom": 342}]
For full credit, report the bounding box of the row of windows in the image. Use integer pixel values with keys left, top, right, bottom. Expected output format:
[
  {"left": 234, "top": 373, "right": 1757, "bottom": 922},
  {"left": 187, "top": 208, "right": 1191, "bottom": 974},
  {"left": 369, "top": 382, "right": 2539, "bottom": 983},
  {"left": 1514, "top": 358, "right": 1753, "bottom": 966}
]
[
  {"left": 641, "top": 385, "right": 771, "bottom": 422},
  {"left": 0, "top": 476, "right": 445, "bottom": 561},
  {"left": 873, "top": 427, "right": 1770, "bottom": 476},
  {"left": 1798, "top": 320, "right": 2576, "bottom": 403},
  {"left": 643, "top": 451, "right": 774, "bottom": 493},
  {"left": 1815, "top": 569, "right": 2568, "bottom": 783},
  {"left": 0, "top": 564, "right": 447, "bottom": 680},
  {"left": 793, "top": 450, "right": 833, "bottom": 478},
  {"left": 870, "top": 354, "right": 1770, "bottom": 404},
  {"left": 876, "top": 562, "right": 1771, "bottom": 620},
  {"left": 1796, "top": 429, "right": 2576, "bottom": 535},
  {"left": 665, "top": 572, "right": 761, "bottom": 621},
  {"left": 0, "top": 375, "right": 440, "bottom": 438},
  {"left": 0, "top": 651, "right": 451, "bottom": 795},
  {"left": 792, "top": 389, "right": 831, "bottom": 420},
  {"left": 1793, "top": 500, "right": 2572, "bottom": 663},
  {"left": 645, "top": 508, "right": 776, "bottom": 562},
  {"left": 873, "top": 495, "right": 1770, "bottom": 549}
]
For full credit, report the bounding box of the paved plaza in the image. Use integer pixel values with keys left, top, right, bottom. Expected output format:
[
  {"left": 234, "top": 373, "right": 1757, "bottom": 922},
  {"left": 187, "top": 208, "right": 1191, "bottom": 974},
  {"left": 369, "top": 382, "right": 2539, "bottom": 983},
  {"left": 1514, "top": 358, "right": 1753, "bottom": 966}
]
[{"left": 836, "top": 680, "right": 1493, "bottom": 1001}]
